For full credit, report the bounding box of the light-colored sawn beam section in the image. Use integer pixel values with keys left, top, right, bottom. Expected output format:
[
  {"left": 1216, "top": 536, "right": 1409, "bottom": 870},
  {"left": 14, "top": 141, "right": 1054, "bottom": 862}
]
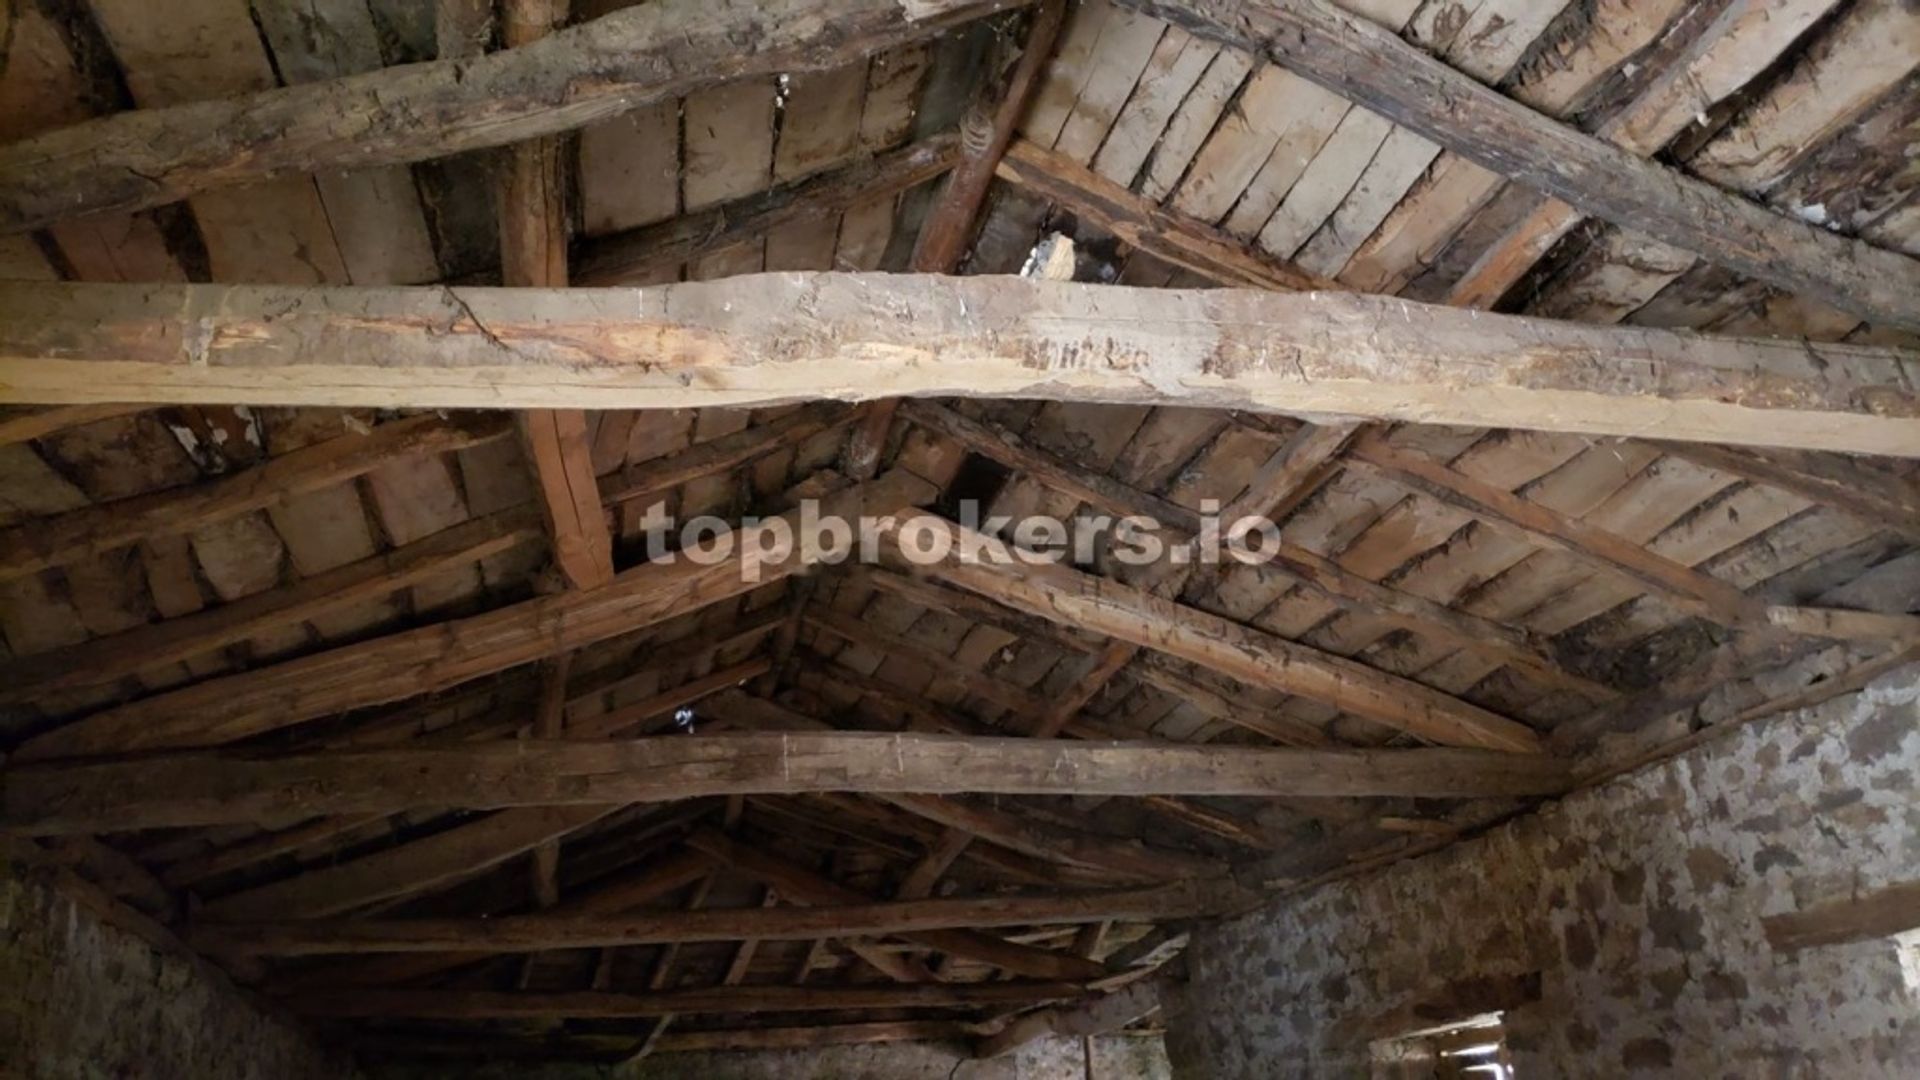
[
  {"left": 0, "top": 0, "right": 1028, "bottom": 232},
  {"left": 0, "top": 733, "right": 1577, "bottom": 835},
  {"left": 1118, "top": 0, "right": 1920, "bottom": 333},
  {"left": 0, "top": 277, "right": 1913, "bottom": 455}
]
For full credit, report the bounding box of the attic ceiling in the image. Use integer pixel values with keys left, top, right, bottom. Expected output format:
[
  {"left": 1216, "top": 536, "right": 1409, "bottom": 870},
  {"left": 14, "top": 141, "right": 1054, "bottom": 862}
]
[{"left": 0, "top": 0, "right": 1916, "bottom": 1066}]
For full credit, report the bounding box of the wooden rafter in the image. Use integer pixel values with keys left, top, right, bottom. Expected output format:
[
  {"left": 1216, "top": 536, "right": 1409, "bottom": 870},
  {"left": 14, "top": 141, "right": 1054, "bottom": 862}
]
[
  {"left": 191, "top": 881, "right": 1219, "bottom": 956},
  {"left": 0, "top": 0, "right": 1027, "bottom": 231},
  {"left": 0, "top": 412, "right": 510, "bottom": 583},
  {"left": 993, "top": 137, "right": 1331, "bottom": 291},
  {"left": 689, "top": 829, "right": 1107, "bottom": 982},
  {"left": 283, "top": 981, "right": 1087, "bottom": 1020},
  {"left": 1, "top": 733, "right": 1574, "bottom": 835},
  {"left": 4, "top": 278, "right": 1911, "bottom": 454},
  {"left": 11, "top": 470, "right": 933, "bottom": 762},
  {"left": 1120, "top": 0, "right": 1920, "bottom": 332},
  {"left": 576, "top": 134, "right": 962, "bottom": 285},
  {"left": 975, "top": 981, "right": 1160, "bottom": 1058},
  {"left": 877, "top": 513, "right": 1546, "bottom": 752}
]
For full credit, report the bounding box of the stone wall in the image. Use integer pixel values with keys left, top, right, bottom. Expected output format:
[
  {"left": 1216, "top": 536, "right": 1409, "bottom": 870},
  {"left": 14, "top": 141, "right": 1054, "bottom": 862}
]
[
  {"left": 1162, "top": 664, "right": 1920, "bottom": 1078},
  {"left": 0, "top": 858, "right": 354, "bottom": 1080},
  {"left": 368, "top": 1033, "right": 1170, "bottom": 1080}
]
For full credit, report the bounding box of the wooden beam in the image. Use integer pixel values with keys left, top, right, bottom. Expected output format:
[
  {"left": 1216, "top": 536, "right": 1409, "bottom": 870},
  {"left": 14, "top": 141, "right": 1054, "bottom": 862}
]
[
  {"left": 1345, "top": 432, "right": 1914, "bottom": 644},
  {"left": 196, "top": 805, "right": 615, "bottom": 922},
  {"left": 1120, "top": 0, "right": 1920, "bottom": 332},
  {"left": 2, "top": 734, "right": 1575, "bottom": 835},
  {"left": 880, "top": 513, "right": 1546, "bottom": 753},
  {"left": 0, "top": 0, "right": 1025, "bottom": 232},
  {"left": 191, "top": 882, "right": 1219, "bottom": 956},
  {"left": 1763, "top": 881, "right": 1920, "bottom": 952},
  {"left": 267, "top": 847, "right": 721, "bottom": 994},
  {"left": 975, "top": 981, "right": 1159, "bottom": 1058},
  {"left": 0, "top": 508, "right": 543, "bottom": 704},
  {"left": 576, "top": 136, "right": 961, "bottom": 285},
  {"left": 5, "top": 279, "right": 1911, "bottom": 454},
  {"left": 282, "top": 981, "right": 1085, "bottom": 1020},
  {"left": 0, "top": 404, "right": 146, "bottom": 447},
  {"left": 598, "top": 403, "right": 860, "bottom": 507},
  {"left": 995, "top": 138, "right": 1330, "bottom": 291},
  {"left": 688, "top": 829, "right": 1106, "bottom": 983},
  {"left": 11, "top": 470, "right": 934, "bottom": 762},
  {"left": 501, "top": 0, "right": 613, "bottom": 592},
  {"left": 910, "top": 0, "right": 1067, "bottom": 272},
  {"left": 0, "top": 411, "right": 510, "bottom": 583},
  {"left": 1652, "top": 442, "right": 1920, "bottom": 543},
  {"left": 655, "top": 1020, "right": 975, "bottom": 1053}
]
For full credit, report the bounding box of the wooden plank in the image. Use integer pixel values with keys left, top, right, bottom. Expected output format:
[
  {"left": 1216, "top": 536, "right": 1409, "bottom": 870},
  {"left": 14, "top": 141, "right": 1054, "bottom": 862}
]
[
  {"left": 10, "top": 471, "right": 935, "bottom": 762},
  {"left": 285, "top": 981, "right": 1086, "bottom": 1019},
  {"left": 0, "top": 734, "right": 1576, "bottom": 836},
  {"left": 0, "top": 0, "right": 1028, "bottom": 232},
  {"left": 5, "top": 279, "right": 1915, "bottom": 454},
  {"left": 518, "top": 409, "right": 614, "bottom": 589},
  {"left": 1121, "top": 0, "right": 1920, "bottom": 333},
  {"left": 995, "top": 138, "right": 1332, "bottom": 290},
  {"left": 192, "top": 881, "right": 1220, "bottom": 955},
  {"left": 1444, "top": 0, "right": 1843, "bottom": 310},
  {"left": 0, "top": 508, "right": 543, "bottom": 704},
  {"left": 0, "top": 413, "right": 510, "bottom": 583}
]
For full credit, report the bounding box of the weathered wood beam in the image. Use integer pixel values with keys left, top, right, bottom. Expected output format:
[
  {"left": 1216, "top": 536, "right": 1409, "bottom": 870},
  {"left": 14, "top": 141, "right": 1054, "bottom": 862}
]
[
  {"left": 0, "top": 404, "right": 146, "bottom": 447},
  {"left": 6, "top": 279, "right": 1910, "bottom": 454},
  {"left": 282, "top": 980, "right": 1085, "bottom": 1019},
  {"left": 268, "top": 847, "right": 721, "bottom": 994},
  {"left": 0, "top": 0, "right": 1027, "bottom": 232},
  {"left": 994, "top": 138, "right": 1330, "bottom": 291},
  {"left": 1, "top": 734, "right": 1573, "bottom": 836},
  {"left": 655, "top": 1020, "right": 976, "bottom": 1053},
  {"left": 0, "top": 508, "right": 543, "bottom": 705},
  {"left": 576, "top": 136, "right": 961, "bottom": 286},
  {"left": 1652, "top": 442, "right": 1920, "bottom": 543},
  {"left": 1346, "top": 432, "right": 1919, "bottom": 643},
  {"left": 688, "top": 829, "right": 1104, "bottom": 982},
  {"left": 11, "top": 470, "right": 933, "bottom": 762},
  {"left": 975, "top": 981, "right": 1160, "bottom": 1058},
  {"left": 0, "top": 412, "right": 510, "bottom": 583},
  {"left": 499, "top": 0, "right": 613, "bottom": 593},
  {"left": 911, "top": 0, "right": 1067, "bottom": 272},
  {"left": 842, "top": 0, "right": 1070, "bottom": 483},
  {"left": 1763, "top": 881, "right": 1920, "bottom": 952},
  {"left": 197, "top": 806, "right": 616, "bottom": 922},
  {"left": 879, "top": 513, "right": 1546, "bottom": 752},
  {"left": 191, "top": 882, "right": 1218, "bottom": 956},
  {"left": 1119, "top": 0, "right": 1920, "bottom": 332}
]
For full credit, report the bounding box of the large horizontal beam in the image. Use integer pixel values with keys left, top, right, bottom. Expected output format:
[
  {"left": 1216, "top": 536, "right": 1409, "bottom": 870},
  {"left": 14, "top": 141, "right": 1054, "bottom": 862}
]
[
  {"left": 0, "top": 278, "right": 1913, "bottom": 454},
  {"left": 0, "top": 0, "right": 1022, "bottom": 232},
  {"left": 10, "top": 471, "right": 932, "bottom": 762},
  {"left": 0, "top": 733, "right": 1575, "bottom": 835},
  {"left": 194, "top": 882, "right": 1221, "bottom": 957},
  {"left": 282, "top": 981, "right": 1084, "bottom": 1020},
  {"left": 1120, "top": 0, "right": 1920, "bottom": 333}
]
